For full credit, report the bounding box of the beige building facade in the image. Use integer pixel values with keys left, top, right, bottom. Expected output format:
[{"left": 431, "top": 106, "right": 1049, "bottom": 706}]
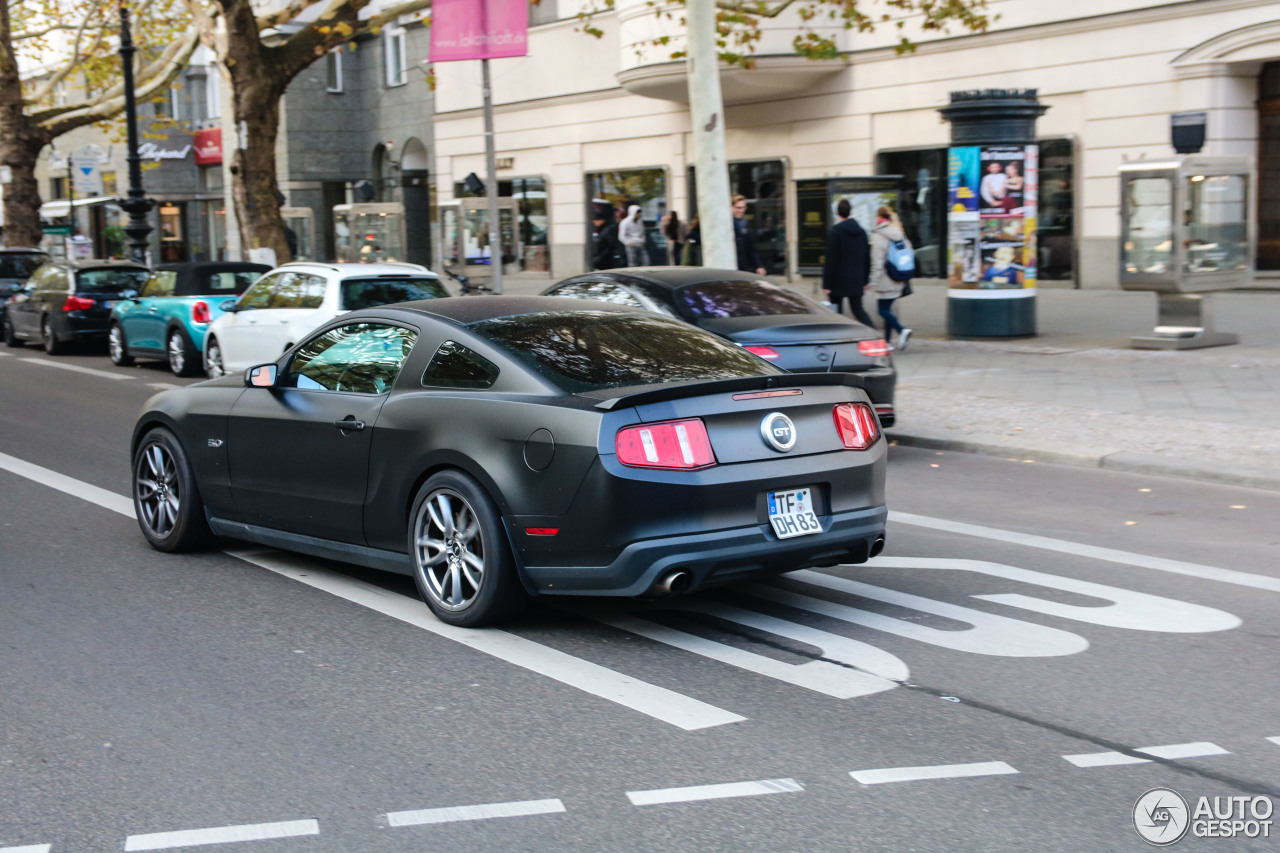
[{"left": 431, "top": 0, "right": 1280, "bottom": 287}]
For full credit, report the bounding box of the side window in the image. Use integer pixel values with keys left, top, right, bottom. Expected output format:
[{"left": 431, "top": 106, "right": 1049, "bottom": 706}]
[
  {"left": 285, "top": 323, "right": 417, "bottom": 393},
  {"left": 300, "top": 274, "right": 327, "bottom": 308},
  {"left": 141, "top": 271, "right": 176, "bottom": 298},
  {"left": 238, "top": 274, "right": 278, "bottom": 310},
  {"left": 421, "top": 340, "right": 500, "bottom": 389},
  {"left": 553, "top": 279, "right": 644, "bottom": 308},
  {"left": 267, "top": 272, "right": 303, "bottom": 308}
]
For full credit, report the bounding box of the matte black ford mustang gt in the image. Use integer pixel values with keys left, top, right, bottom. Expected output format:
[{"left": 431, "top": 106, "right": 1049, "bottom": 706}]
[{"left": 132, "top": 296, "right": 888, "bottom": 626}]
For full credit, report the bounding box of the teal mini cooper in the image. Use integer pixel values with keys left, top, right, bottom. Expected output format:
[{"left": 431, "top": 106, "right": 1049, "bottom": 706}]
[{"left": 109, "top": 262, "right": 269, "bottom": 376}]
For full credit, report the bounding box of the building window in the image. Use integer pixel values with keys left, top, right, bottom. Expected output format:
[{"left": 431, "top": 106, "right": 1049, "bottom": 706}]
[
  {"left": 205, "top": 68, "right": 221, "bottom": 120},
  {"left": 687, "top": 159, "right": 788, "bottom": 275},
  {"left": 530, "top": 0, "right": 559, "bottom": 26},
  {"left": 51, "top": 177, "right": 68, "bottom": 199},
  {"left": 102, "top": 172, "right": 117, "bottom": 197},
  {"left": 585, "top": 169, "right": 668, "bottom": 268},
  {"left": 385, "top": 29, "right": 407, "bottom": 87},
  {"left": 1036, "top": 137, "right": 1076, "bottom": 282},
  {"left": 325, "top": 49, "right": 344, "bottom": 93}
]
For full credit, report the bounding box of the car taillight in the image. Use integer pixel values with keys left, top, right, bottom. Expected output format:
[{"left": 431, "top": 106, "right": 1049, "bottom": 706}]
[
  {"left": 616, "top": 418, "right": 716, "bottom": 469},
  {"left": 744, "top": 345, "right": 780, "bottom": 360},
  {"left": 192, "top": 300, "right": 211, "bottom": 324},
  {"left": 62, "top": 295, "right": 95, "bottom": 312},
  {"left": 833, "top": 402, "right": 880, "bottom": 450},
  {"left": 858, "top": 339, "right": 891, "bottom": 357}
]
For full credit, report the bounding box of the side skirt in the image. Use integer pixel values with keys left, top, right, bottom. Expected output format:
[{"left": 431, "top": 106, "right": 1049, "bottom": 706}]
[{"left": 207, "top": 515, "right": 412, "bottom": 576}]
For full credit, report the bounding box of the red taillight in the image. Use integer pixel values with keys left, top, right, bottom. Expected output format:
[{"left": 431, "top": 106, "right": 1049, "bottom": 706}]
[
  {"left": 833, "top": 402, "right": 880, "bottom": 450},
  {"left": 858, "top": 339, "right": 891, "bottom": 357},
  {"left": 525, "top": 527, "right": 560, "bottom": 536},
  {"left": 616, "top": 418, "right": 717, "bottom": 469},
  {"left": 62, "top": 295, "right": 95, "bottom": 312},
  {"left": 192, "top": 300, "right": 211, "bottom": 325},
  {"left": 744, "top": 345, "right": 780, "bottom": 360}
]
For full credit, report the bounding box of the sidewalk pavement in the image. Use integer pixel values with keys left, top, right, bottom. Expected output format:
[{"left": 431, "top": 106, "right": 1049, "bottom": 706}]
[{"left": 496, "top": 274, "right": 1280, "bottom": 493}]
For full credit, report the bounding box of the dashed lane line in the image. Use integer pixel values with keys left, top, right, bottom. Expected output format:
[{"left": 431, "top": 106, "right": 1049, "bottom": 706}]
[
  {"left": 626, "top": 778, "right": 803, "bottom": 806},
  {"left": 123, "top": 819, "right": 319, "bottom": 851},
  {"left": 1065, "top": 741, "right": 1231, "bottom": 767},
  {"left": 850, "top": 761, "right": 1019, "bottom": 785},
  {"left": 18, "top": 358, "right": 131, "bottom": 380},
  {"left": 386, "top": 798, "right": 566, "bottom": 827},
  {"left": 1269, "top": 736, "right": 1280, "bottom": 747},
  {"left": 889, "top": 510, "right": 1280, "bottom": 594},
  {"left": 0, "top": 452, "right": 743, "bottom": 731},
  {"left": 1064, "top": 752, "right": 1152, "bottom": 768},
  {"left": 0, "top": 845, "right": 52, "bottom": 853}
]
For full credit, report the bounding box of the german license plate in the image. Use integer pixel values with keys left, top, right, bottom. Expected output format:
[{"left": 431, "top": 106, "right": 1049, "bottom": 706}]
[{"left": 767, "top": 487, "right": 820, "bottom": 539}]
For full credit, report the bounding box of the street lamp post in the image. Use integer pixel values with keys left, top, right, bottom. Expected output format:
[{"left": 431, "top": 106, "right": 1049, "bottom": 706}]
[{"left": 117, "top": 0, "right": 152, "bottom": 264}]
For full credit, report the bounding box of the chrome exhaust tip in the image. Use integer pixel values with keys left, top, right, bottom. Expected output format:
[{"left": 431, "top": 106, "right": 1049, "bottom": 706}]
[
  {"left": 654, "top": 569, "right": 692, "bottom": 596},
  {"left": 869, "top": 537, "right": 886, "bottom": 558}
]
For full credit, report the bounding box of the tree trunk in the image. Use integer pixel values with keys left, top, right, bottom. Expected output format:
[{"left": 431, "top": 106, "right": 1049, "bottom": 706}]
[
  {"left": 0, "top": 0, "right": 51, "bottom": 248},
  {"left": 228, "top": 77, "right": 290, "bottom": 264},
  {"left": 686, "top": 0, "right": 734, "bottom": 271}
]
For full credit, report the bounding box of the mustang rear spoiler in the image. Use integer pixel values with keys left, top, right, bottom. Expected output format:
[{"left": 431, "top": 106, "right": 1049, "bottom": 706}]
[{"left": 587, "top": 372, "right": 866, "bottom": 411}]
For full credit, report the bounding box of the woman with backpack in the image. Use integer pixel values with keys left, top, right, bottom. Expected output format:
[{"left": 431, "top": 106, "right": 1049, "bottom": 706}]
[{"left": 869, "top": 205, "right": 914, "bottom": 351}]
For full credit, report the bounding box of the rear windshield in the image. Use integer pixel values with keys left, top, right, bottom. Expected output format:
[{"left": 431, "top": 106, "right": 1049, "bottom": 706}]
[
  {"left": 677, "top": 279, "right": 824, "bottom": 319},
  {"left": 181, "top": 269, "right": 264, "bottom": 296},
  {"left": 76, "top": 268, "right": 149, "bottom": 295},
  {"left": 0, "top": 253, "right": 48, "bottom": 279},
  {"left": 469, "top": 310, "right": 783, "bottom": 393},
  {"left": 340, "top": 277, "right": 448, "bottom": 310}
]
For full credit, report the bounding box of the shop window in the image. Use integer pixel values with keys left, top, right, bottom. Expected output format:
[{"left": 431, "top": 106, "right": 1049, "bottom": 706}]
[
  {"left": 1036, "top": 138, "right": 1076, "bottom": 281},
  {"left": 1258, "top": 61, "right": 1280, "bottom": 270},
  {"left": 455, "top": 176, "right": 549, "bottom": 270},
  {"left": 385, "top": 29, "right": 407, "bottom": 87},
  {"left": 687, "top": 159, "right": 788, "bottom": 275},
  {"left": 159, "top": 202, "right": 187, "bottom": 263},
  {"left": 585, "top": 169, "right": 669, "bottom": 267},
  {"left": 326, "top": 49, "right": 344, "bottom": 93}
]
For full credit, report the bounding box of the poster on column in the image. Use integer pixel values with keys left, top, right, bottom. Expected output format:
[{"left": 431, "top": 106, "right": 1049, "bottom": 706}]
[
  {"left": 947, "top": 146, "right": 980, "bottom": 287},
  {"left": 975, "top": 145, "right": 1038, "bottom": 289},
  {"left": 429, "top": 0, "right": 529, "bottom": 62}
]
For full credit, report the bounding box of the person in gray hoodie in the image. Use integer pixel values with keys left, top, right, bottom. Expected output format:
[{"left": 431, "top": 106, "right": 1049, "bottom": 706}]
[
  {"left": 869, "top": 205, "right": 914, "bottom": 351},
  {"left": 620, "top": 205, "right": 649, "bottom": 267}
]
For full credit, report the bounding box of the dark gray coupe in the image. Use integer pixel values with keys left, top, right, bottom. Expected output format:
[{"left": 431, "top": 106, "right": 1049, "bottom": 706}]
[{"left": 132, "top": 297, "right": 887, "bottom": 626}]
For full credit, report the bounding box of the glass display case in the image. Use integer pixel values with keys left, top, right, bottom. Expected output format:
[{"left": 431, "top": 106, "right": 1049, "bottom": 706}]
[
  {"left": 333, "top": 203, "right": 407, "bottom": 263},
  {"left": 438, "top": 198, "right": 520, "bottom": 279},
  {"left": 280, "top": 207, "right": 315, "bottom": 261},
  {"left": 1118, "top": 155, "right": 1254, "bottom": 349}
]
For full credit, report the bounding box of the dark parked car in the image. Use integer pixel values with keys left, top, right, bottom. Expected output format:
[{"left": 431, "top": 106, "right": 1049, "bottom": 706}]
[
  {"left": 110, "top": 262, "right": 270, "bottom": 376},
  {"left": 4, "top": 259, "right": 149, "bottom": 354},
  {"left": 131, "top": 297, "right": 887, "bottom": 627},
  {"left": 0, "top": 247, "right": 51, "bottom": 324},
  {"left": 543, "top": 268, "right": 898, "bottom": 426}
]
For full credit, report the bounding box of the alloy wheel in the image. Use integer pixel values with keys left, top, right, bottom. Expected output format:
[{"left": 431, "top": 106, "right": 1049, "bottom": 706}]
[
  {"left": 109, "top": 325, "right": 126, "bottom": 363},
  {"left": 168, "top": 332, "right": 185, "bottom": 374},
  {"left": 413, "top": 489, "right": 485, "bottom": 612},
  {"left": 135, "top": 441, "right": 181, "bottom": 539},
  {"left": 205, "top": 340, "right": 224, "bottom": 378}
]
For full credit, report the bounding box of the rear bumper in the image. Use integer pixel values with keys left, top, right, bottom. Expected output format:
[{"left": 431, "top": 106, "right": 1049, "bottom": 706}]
[{"left": 516, "top": 503, "right": 887, "bottom": 597}]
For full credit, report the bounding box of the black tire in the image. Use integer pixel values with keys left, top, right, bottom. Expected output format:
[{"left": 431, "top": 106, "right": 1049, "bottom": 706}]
[
  {"left": 132, "top": 427, "right": 212, "bottom": 552},
  {"left": 408, "top": 470, "right": 526, "bottom": 627},
  {"left": 108, "top": 322, "right": 135, "bottom": 366},
  {"left": 42, "top": 315, "right": 67, "bottom": 355},
  {"left": 167, "top": 327, "right": 199, "bottom": 377},
  {"left": 3, "top": 314, "right": 23, "bottom": 348},
  {"left": 205, "top": 336, "right": 225, "bottom": 379}
]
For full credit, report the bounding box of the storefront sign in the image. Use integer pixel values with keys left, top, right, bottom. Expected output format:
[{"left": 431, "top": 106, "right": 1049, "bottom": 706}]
[
  {"left": 137, "top": 142, "right": 192, "bottom": 161},
  {"left": 429, "top": 0, "right": 529, "bottom": 62},
  {"left": 194, "top": 128, "right": 223, "bottom": 166}
]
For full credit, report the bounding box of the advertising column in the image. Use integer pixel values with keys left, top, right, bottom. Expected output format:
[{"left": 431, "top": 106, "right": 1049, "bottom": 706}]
[{"left": 940, "top": 90, "right": 1047, "bottom": 336}]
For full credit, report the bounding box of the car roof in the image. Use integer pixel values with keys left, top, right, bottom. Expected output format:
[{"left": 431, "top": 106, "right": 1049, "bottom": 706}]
[
  {"left": 49, "top": 259, "right": 149, "bottom": 271},
  {"left": 576, "top": 267, "right": 762, "bottom": 290},
  {"left": 0, "top": 247, "right": 48, "bottom": 255},
  {"left": 272, "top": 261, "right": 438, "bottom": 278},
  {"left": 347, "top": 295, "right": 646, "bottom": 326},
  {"left": 155, "top": 262, "right": 271, "bottom": 274}
]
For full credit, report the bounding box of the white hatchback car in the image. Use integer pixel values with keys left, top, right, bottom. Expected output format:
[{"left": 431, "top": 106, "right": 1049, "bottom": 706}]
[{"left": 203, "top": 262, "right": 448, "bottom": 378}]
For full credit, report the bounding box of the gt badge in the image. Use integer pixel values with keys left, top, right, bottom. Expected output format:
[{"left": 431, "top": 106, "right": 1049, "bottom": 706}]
[
  {"left": 760, "top": 412, "right": 796, "bottom": 452},
  {"left": 207, "top": 439, "right": 224, "bottom": 448}
]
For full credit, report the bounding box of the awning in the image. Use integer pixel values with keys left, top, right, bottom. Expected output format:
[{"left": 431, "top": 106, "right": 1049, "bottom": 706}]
[{"left": 39, "top": 196, "right": 119, "bottom": 221}]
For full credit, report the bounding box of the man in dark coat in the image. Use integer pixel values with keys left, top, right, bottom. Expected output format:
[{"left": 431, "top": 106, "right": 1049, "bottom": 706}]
[
  {"left": 592, "top": 210, "right": 625, "bottom": 270},
  {"left": 732, "top": 194, "right": 766, "bottom": 275},
  {"left": 822, "top": 198, "right": 875, "bottom": 327}
]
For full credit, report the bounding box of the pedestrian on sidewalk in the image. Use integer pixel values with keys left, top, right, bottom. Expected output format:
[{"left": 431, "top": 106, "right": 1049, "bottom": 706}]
[
  {"left": 620, "top": 205, "right": 649, "bottom": 267},
  {"left": 681, "top": 216, "right": 702, "bottom": 265},
  {"left": 592, "top": 209, "right": 626, "bottom": 270},
  {"left": 821, "top": 198, "right": 875, "bottom": 328},
  {"left": 732, "top": 194, "right": 767, "bottom": 275},
  {"left": 662, "top": 211, "right": 686, "bottom": 265},
  {"left": 869, "top": 205, "right": 913, "bottom": 351}
]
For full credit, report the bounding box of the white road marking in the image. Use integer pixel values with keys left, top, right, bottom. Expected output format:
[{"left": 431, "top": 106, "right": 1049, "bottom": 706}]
[
  {"left": 752, "top": 575, "right": 1089, "bottom": 657},
  {"left": 867, "top": 557, "right": 1241, "bottom": 634},
  {"left": 0, "top": 453, "right": 742, "bottom": 730},
  {"left": 0, "top": 351, "right": 11, "bottom": 357},
  {"left": 1268, "top": 736, "right": 1280, "bottom": 747},
  {"left": 227, "top": 548, "right": 744, "bottom": 731},
  {"left": 387, "top": 798, "right": 565, "bottom": 827},
  {"left": 0, "top": 845, "right": 52, "bottom": 853},
  {"left": 627, "top": 778, "right": 803, "bottom": 806},
  {"left": 147, "top": 382, "right": 183, "bottom": 390},
  {"left": 0, "top": 451, "right": 134, "bottom": 517},
  {"left": 1063, "top": 752, "right": 1151, "bottom": 768},
  {"left": 123, "top": 819, "right": 318, "bottom": 850},
  {"left": 19, "top": 358, "right": 131, "bottom": 380},
  {"left": 1136, "top": 742, "right": 1230, "bottom": 760},
  {"left": 890, "top": 511, "right": 1280, "bottom": 594},
  {"left": 850, "top": 761, "right": 1018, "bottom": 785}
]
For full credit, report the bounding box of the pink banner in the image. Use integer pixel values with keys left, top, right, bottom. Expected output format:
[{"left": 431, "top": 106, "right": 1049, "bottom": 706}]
[{"left": 430, "top": 0, "right": 529, "bottom": 62}]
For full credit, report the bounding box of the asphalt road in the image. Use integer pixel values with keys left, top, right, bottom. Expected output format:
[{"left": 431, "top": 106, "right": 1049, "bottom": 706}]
[{"left": 2, "top": 345, "right": 1279, "bottom": 852}]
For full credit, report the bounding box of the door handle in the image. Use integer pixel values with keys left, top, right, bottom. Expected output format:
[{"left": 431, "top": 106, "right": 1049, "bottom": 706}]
[{"left": 334, "top": 418, "right": 365, "bottom": 432}]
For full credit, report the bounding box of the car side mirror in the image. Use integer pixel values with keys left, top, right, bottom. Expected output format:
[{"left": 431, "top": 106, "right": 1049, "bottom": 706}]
[
  {"left": 220, "top": 298, "right": 240, "bottom": 313},
  {"left": 123, "top": 289, "right": 139, "bottom": 301},
  {"left": 245, "top": 363, "right": 278, "bottom": 388}
]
